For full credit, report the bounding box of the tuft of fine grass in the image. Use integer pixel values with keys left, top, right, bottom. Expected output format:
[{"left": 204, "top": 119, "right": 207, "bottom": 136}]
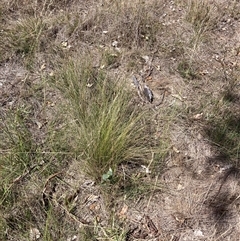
[
  {"left": 0, "top": 109, "right": 36, "bottom": 208},
  {"left": 186, "top": 0, "right": 218, "bottom": 33},
  {"left": 53, "top": 58, "right": 154, "bottom": 182},
  {"left": 0, "top": 103, "right": 72, "bottom": 240},
  {"left": 0, "top": 16, "right": 45, "bottom": 67},
  {"left": 185, "top": 0, "right": 219, "bottom": 49}
]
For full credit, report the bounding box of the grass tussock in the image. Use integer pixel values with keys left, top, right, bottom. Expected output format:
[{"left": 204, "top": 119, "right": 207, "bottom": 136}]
[
  {"left": 54, "top": 58, "right": 154, "bottom": 181},
  {"left": 0, "top": 16, "right": 45, "bottom": 67},
  {"left": 185, "top": 0, "right": 220, "bottom": 50},
  {"left": 186, "top": 0, "right": 218, "bottom": 35}
]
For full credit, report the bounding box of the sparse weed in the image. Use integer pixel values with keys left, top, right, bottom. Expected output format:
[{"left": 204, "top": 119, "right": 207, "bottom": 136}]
[
  {"left": 79, "top": 225, "right": 98, "bottom": 241},
  {"left": 204, "top": 58, "right": 240, "bottom": 166},
  {"left": 0, "top": 101, "right": 72, "bottom": 240},
  {"left": 95, "top": 216, "right": 127, "bottom": 241},
  {"left": 77, "top": 0, "right": 162, "bottom": 50},
  {"left": 121, "top": 174, "right": 163, "bottom": 200},
  {"left": 111, "top": 2, "right": 161, "bottom": 49},
  {"left": 79, "top": 217, "right": 126, "bottom": 241},
  {"left": 101, "top": 50, "right": 120, "bottom": 68},
  {"left": 218, "top": 58, "right": 239, "bottom": 103},
  {"left": 177, "top": 59, "right": 199, "bottom": 80},
  {"left": 206, "top": 101, "right": 240, "bottom": 165}
]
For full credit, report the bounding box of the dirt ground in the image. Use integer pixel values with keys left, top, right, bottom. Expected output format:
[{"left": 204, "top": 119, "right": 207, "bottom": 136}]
[{"left": 1, "top": 0, "right": 240, "bottom": 240}]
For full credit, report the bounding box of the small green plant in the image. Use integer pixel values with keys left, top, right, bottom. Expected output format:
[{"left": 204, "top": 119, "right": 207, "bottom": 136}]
[
  {"left": 177, "top": 60, "right": 198, "bottom": 80},
  {"left": 102, "top": 168, "right": 113, "bottom": 183},
  {"left": 101, "top": 50, "right": 119, "bottom": 68}
]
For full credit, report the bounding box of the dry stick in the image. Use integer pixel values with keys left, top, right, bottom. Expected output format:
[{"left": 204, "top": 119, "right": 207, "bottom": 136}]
[
  {"left": 144, "top": 214, "right": 159, "bottom": 237},
  {"left": 121, "top": 164, "right": 126, "bottom": 183},
  {"left": 42, "top": 171, "right": 90, "bottom": 226},
  {"left": 42, "top": 171, "right": 64, "bottom": 208},
  {"left": 215, "top": 226, "right": 234, "bottom": 241},
  {"left": 146, "top": 174, "right": 158, "bottom": 210},
  {"left": 153, "top": 89, "right": 166, "bottom": 108},
  {"left": 147, "top": 151, "right": 155, "bottom": 173},
  {"left": 132, "top": 75, "right": 146, "bottom": 103},
  {"left": 43, "top": 171, "right": 64, "bottom": 190},
  {"left": 142, "top": 66, "right": 154, "bottom": 81},
  {"left": 54, "top": 199, "right": 90, "bottom": 226},
  {"left": 212, "top": 167, "right": 236, "bottom": 203},
  {"left": 199, "top": 180, "right": 215, "bottom": 211}
]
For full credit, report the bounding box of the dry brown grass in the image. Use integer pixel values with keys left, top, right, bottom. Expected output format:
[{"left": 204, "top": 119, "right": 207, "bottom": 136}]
[{"left": 0, "top": 0, "right": 240, "bottom": 240}]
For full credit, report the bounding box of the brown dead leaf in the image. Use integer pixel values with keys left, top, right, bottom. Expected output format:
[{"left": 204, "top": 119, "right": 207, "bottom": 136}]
[
  {"left": 177, "top": 183, "right": 185, "bottom": 190},
  {"left": 144, "top": 215, "right": 159, "bottom": 236},
  {"left": 146, "top": 76, "right": 153, "bottom": 81},
  {"left": 118, "top": 203, "right": 128, "bottom": 218},
  {"left": 61, "top": 41, "right": 68, "bottom": 47},
  {"left": 172, "top": 212, "right": 185, "bottom": 225},
  {"left": 35, "top": 121, "right": 44, "bottom": 129}
]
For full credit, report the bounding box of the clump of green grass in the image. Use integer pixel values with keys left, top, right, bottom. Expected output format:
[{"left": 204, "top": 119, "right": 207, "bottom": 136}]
[
  {"left": 53, "top": 58, "right": 154, "bottom": 182},
  {"left": 0, "top": 109, "right": 36, "bottom": 208},
  {"left": 0, "top": 104, "right": 72, "bottom": 240},
  {"left": 0, "top": 109, "right": 38, "bottom": 240},
  {"left": 186, "top": 0, "right": 218, "bottom": 32},
  {"left": 1, "top": 16, "right": 45, "bottom": 66},
  {"left": 185, "top": 0, "right": 219, "bottom": 48}
]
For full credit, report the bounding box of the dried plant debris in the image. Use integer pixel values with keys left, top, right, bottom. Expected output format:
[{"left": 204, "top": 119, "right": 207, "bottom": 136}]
[
  {"left": 132, "top": 75, "right": 154, "bottom": 103},
  {"left": 126, "top": 214, "right": 160, "bottom": 240}
]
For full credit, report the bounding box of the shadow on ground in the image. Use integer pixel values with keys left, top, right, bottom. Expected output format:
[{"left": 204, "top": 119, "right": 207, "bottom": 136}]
[
  {"left": 204, "top": 106, "right": 240, "bottom": 167},
  {"left": 202, "top": 97, "right": 240, "bottom": 239}
]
